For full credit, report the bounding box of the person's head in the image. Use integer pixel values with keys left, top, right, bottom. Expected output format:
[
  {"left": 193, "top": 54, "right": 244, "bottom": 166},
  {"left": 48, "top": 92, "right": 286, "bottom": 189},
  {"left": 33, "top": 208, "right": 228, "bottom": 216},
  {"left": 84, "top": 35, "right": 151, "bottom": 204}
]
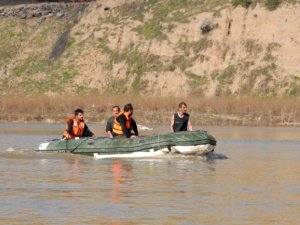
[
  {"left": 112, "top": 105, "right": 120, "bottom": 118},
  {"left": 124, "top": 103, "right": 134, "bottom": 116},
  {"left": 74, "top": 108, "right": 84, "bottom": 121},
  {"left": 178, "top": 102, "right": 188, "bottom": 114}
]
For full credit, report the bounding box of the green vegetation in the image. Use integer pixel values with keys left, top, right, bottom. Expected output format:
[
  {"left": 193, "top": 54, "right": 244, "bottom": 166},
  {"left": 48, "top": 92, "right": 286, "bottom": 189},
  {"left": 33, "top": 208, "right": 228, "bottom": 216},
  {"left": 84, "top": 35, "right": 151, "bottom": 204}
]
[
  {"left": 207, "top": 59, "right": 284, "bottom": 97},
  {"left": 243, "top": 39, "right": 263, "bottom": 56},
  {"left": 211, "top": 65, "right": 237, "bottom": 96},
  {"left": 265, "top": 0, "right": 282, "bottom": 10},
  {"left": 179, "top": 37, "right": 213, "bottom": 55},
  {"left": 286, "top": 76, "right": 300, "bottom": 96},
  {"left": 185, "top": 72, "right": 208, "bottom": 94},
  {"left": 172, "top": 55, "right": 193, "bottom": 71},
  {"left": 1, "top": 0, "right": 300, "bottom": 98},
  {"left": 263, "top": 52, "right": 276, "bottom": 62},
  {"left": 212, "top": 65, "right": 237, "bottom": 85},
  {"left": 97, "top": 36, "right": 110, "bottom": 54},
  {"left": 0, "top": 6, "right": 88, "bottom": 94},
  {"left": 192, "top": 38, "right": 214, "bottom": 54},
  {"left": 135, "top": 19, "right": 166, "bottom": 40},
  {"left": 0, "top": 19, "right": 30, "bottom": 67},
  {"left": 125, "top": 49, "right": 149, "bottom": 91},
  {"left": 264, "top": 42, "right": 281, "bottom": 61},
  {"left": 105, "top": 75, "right": 128, "bottom": 93},
  {"left": 13, "top": 55, "right": 77, "bottom": 93},
  {"left": 232, "top": 0, "right": 253, "bottom": 8},
  {"left": 125, "top": 50, "right": 163, "bottom": 91},
  {"left": 15, "top": 56, "right": 47, "bottom": 77},
  {"left": 67, "top": 38, "right": 76, "bottom": 48},
  {"left": 104, "top": 14, "right": 122, "bottom": 25},
  {"left": 106, "top": 0, "right": 229, "bottom": 40},
  {"left": 266, "top": 42, "right": 281, "bottom": 52},
  {"left": 98, "top": 40, "right": 164, "bottom": 92},
  {"left": 232, "top": 0, "right": 299, "bottom": 10},
  {"left": 239, "top": 63, "right": 278, "bottom": 96},
  {"left": 0, "top": 18, "right": 79, "bottom": 93}
]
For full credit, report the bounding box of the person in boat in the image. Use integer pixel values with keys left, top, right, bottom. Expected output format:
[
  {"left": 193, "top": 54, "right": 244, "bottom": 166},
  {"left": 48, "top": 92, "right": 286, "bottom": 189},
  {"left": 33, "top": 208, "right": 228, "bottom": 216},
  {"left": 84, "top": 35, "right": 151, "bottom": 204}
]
[
  {"left": 62, "top": 108, "right": 94, "bottom": 140},
  {"left": 170, "top": 102, "right": 193, "bottom": 132},
  {"left": 106, "top": 105, "right": 120, "bottom": 138},
  {"left": 112, "top": 103, "right": 139, "bottom": 138}
]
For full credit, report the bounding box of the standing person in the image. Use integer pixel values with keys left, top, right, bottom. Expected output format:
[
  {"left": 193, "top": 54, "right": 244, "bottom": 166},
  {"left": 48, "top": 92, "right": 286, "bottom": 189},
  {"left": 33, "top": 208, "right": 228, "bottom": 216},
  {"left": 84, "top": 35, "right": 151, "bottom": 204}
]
[
  {"left": 113, "top": 103, "right": 139, "bottom": 138},
  {"left": 106, "top": 105, "right": 120, "bottom": 138},
  {"left": 63, "top": 108, "right": 94, "bottom": 140},
  {"left": 170, "top": 102, "right": 193, "bottom": 132}
]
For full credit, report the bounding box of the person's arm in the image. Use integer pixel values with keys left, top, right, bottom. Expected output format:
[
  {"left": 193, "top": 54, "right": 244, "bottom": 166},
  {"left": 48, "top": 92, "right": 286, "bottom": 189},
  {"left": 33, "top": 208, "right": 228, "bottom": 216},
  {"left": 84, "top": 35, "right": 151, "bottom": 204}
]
[
  {"left": 188, "top": 118, "right": 193, "bottom": 131},
  {"left": 63, "top": 119, "right": 74, "bottom": 140},
  {"left": 117, "top": 115, "right": 131, "bottom": 138},
  {"left": 107, "top": 131, "right": 113, "bottom": 138},
  {"left": 83, "top": 124, "right": 94, "bottom": 137},
  {"left": 66, "top": 119, "right": 74, "bottom": 135},
  {"left": 105, "top": 118, "right": 114, "bottom": 138},
  {"left": 170, "top": 114, "right": 175, "bottom": 132},
  {"left": 131, "top": 119, "right": 139, "bottom": 136}
]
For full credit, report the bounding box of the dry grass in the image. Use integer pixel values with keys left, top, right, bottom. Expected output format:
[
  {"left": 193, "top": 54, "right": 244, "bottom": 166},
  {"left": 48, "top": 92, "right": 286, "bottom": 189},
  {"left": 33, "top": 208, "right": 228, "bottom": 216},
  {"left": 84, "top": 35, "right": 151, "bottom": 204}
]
[{"left": 0, "top": 94, "right": 300, "bottom": 127}]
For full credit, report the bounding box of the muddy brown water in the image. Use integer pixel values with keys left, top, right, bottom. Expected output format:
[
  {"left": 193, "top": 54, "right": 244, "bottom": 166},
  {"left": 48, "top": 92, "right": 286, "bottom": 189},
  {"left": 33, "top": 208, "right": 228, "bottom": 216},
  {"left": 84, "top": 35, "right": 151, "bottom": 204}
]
[{"left": 0, "top": 123, "right": 299, "bottom": 224}]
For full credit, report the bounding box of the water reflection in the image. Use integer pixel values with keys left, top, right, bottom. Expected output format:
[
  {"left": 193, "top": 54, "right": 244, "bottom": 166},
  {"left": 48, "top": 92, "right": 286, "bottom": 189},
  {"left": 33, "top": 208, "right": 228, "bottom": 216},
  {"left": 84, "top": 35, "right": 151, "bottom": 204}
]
[
  {"left": 64, "top": 158, "right": 82, "bottom": 183},
  {"left": 109, "top": 160, "right": 132, "bottom": 203}
]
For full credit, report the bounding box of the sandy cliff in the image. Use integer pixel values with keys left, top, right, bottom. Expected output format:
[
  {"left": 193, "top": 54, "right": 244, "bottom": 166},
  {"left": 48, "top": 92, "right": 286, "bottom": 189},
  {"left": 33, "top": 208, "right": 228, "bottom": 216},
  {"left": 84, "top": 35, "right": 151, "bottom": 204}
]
[{"left": 1, "top": 0, "right": 300, "bottom": 96}]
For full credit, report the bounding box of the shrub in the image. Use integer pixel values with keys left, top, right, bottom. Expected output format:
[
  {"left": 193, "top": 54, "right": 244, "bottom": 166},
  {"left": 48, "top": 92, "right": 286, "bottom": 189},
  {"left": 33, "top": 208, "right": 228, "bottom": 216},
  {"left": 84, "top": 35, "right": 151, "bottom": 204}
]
[
  {"left": 135, "top": 19, "right": 166, "bottom": 40},
  {"left": 232, "top": 0, "right": 253, "bottom": 8},
  {"left": 265, "top": 0, "right": 281, "bottom": 10}
]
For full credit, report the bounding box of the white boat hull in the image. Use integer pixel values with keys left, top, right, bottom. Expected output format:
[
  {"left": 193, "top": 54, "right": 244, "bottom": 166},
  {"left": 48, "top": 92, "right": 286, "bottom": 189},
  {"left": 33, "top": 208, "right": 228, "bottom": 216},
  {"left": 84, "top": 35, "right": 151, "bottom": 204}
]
[
  {"left": 93, "top": 144, "right": 215, "bottom": 159},
  {"left": 171, "top": 144, "right": 215, "bottom": 155}
]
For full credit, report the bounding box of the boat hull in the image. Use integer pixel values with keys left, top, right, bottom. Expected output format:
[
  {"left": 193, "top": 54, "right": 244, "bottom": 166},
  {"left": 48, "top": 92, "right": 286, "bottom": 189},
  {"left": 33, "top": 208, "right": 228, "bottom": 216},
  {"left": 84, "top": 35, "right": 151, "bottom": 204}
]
[
  {"left": 93, "top": 144, "right": 215, "bottom": 159},
  {"left": 37, "top": 130, "right": 217, "bottom": 158}
]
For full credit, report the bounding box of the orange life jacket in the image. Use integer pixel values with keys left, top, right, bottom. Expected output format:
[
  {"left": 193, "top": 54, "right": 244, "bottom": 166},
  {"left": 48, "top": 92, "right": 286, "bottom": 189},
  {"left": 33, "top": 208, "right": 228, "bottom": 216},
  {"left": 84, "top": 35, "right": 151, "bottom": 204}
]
[
  {"left": 63, "top": 116, "right": 85, "bottom": 139},
  {"left": 112, "top": 112, "right": 131, "bottom": 135}
]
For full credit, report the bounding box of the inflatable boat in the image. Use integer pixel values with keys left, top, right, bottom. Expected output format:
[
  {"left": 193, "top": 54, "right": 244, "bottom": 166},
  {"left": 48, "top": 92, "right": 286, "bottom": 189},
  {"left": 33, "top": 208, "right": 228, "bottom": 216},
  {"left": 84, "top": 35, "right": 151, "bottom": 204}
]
[{"left": 37, "top": 130, "right": 216, "bottom": 159}]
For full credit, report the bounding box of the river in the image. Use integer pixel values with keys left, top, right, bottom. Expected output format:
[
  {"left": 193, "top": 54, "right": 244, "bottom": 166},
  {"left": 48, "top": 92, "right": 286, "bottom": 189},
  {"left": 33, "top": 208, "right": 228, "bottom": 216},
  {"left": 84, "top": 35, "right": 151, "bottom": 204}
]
[{"left": 0, "top": 123, "right": 299, "bottom": 225}]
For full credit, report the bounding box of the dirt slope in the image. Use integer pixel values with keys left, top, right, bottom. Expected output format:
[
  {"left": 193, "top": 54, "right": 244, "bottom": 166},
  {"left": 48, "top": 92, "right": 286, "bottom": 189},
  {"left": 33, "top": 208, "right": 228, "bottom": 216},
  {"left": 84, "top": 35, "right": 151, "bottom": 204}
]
[{"left": 1, "top": 0, "right": 300, "bottom": 96}]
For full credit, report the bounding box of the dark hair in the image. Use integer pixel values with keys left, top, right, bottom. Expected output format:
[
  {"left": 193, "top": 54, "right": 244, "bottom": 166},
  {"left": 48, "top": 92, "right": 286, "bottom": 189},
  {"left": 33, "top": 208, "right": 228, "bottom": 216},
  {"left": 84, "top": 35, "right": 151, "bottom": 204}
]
[
  {"left": 74, "top": 108, "right": 84, "bottom": 116},
  {"left": 178, "top": 102, "right": 187, "bottom": 108},
  {"left": 124, "top": 103, "right": 133, "bottom": 112},
  {"left": 112, "top": 105, "right": 120, "bottom": 111}
]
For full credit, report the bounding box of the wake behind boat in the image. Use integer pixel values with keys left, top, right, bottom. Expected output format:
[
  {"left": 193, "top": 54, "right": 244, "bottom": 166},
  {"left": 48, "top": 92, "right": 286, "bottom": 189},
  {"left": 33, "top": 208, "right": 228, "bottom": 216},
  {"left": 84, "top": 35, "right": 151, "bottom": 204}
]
[{"left": 37, "top": 130, "right": 217, "bottom": 159}]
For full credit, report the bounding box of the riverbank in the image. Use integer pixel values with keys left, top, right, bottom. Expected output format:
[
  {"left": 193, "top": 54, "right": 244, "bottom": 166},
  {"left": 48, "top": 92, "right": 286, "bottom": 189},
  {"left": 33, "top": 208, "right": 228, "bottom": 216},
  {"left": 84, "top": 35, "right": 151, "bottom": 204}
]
[{"left": 1, "top": 94, "right": 299, "bottom": 127}]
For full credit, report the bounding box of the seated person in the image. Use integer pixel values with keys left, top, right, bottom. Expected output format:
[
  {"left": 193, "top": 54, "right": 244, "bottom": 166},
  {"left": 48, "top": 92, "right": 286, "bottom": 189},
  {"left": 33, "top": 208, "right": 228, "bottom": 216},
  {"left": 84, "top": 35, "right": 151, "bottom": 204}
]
[
  {"left": 112, "top": 103, "right": 138, "bottom": 138},
  {"left": 106, "top": 105, "right": 120, "bottom": 138},
  {"left": 62, "top": 108, "right": 94, "bottom": 140},
  {"left": 170, "top": 102, "right": 193, "bottom": 132}
]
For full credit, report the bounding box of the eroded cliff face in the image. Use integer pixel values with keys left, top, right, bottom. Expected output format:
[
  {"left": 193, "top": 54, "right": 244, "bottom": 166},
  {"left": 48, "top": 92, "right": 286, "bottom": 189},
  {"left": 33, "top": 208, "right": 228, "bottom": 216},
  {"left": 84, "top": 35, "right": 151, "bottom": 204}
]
[{"left": 1, "top": 0, "right": 300, "bottom": 96}]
